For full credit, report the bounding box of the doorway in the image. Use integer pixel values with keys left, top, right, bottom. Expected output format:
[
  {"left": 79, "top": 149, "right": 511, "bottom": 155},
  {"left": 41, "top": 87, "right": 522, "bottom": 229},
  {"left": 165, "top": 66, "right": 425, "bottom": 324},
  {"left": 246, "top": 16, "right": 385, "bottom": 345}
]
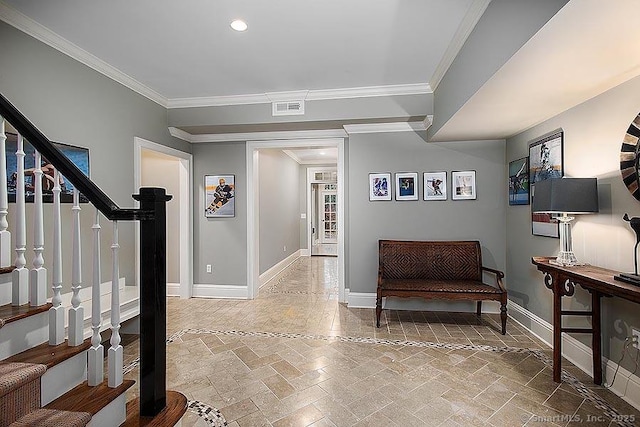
[
  {"left": 246, "top": 138, "right": 346, "bottom": 302},
  {"left": 134, "top": 137, "right": 193, "bottom": 298},
  {"left": 310, "top": 175, "right": 338, "bottom": 256}
]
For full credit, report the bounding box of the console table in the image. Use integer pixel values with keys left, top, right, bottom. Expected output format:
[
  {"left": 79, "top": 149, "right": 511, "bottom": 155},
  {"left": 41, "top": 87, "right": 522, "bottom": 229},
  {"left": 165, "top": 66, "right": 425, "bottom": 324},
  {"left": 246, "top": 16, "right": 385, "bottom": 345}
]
[{"left": 531, "top": 257, "right": 640, "bottom": 384}]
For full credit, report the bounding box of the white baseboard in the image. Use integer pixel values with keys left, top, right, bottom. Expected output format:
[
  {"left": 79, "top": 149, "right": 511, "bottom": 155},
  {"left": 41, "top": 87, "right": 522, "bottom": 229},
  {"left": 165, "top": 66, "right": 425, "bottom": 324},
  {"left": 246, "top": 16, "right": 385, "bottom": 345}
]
[
  {"left": 192, "top": 284, "right": 248, "bottom": 299},
  {"left": 259, "top": 250, "right": 302, "bottom": 288},
  {"left": 346, "top": 291, "right": 500, "bottom": 313},
  {"left": 508, "top": 300, "right": 640, "bottom": 411},
  {"left": 167, "top": 283, "right": 180, "bottom": 297},
  {"left": 300, "top": 249, "right": 310, "bottom": 257}
]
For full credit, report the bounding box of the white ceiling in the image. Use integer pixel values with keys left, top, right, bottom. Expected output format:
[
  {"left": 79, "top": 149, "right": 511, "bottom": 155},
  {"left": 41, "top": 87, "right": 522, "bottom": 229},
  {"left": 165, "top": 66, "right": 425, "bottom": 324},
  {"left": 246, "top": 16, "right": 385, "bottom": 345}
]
[
  {"left": 0, "top": 0, "right": 474, "bottom": 100},
  {"left": 2, "top": 0, "right": 639, "bottom": 143}
]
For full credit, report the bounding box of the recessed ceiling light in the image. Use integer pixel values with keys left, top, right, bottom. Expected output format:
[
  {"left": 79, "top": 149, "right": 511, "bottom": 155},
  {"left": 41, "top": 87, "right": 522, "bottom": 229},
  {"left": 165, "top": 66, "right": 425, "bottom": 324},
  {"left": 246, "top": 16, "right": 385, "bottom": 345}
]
[
  {"left": 230, "top": 19, "right": 248, "bottom": 32},
  {"left": 319, "top": 151, "right": 326, "bottom": 155}
]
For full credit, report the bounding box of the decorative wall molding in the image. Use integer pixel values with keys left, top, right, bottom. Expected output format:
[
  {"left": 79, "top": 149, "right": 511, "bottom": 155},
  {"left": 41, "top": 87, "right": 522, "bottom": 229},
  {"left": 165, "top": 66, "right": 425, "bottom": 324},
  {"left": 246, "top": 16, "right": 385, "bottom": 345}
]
[
  {"left": 508, "top": 300, "right": 640, "bottom": 411},
  {"left": 0, "top": 3, "right": 168, "bottom": 107},
  {"left": 167, "top": 83, "right": 431, "bottom": 109},
  {"left": 429, "top": 0, "right": 492, "bottom": 90},
  {"left": 343, "top": 117, "right": 433, "bottom": 134},
  {"left": 192, "top": 284, "right": 248, "bottom": 299},
  {"left": 346, "top": 291, "right": 500, "bottom": 313},
  {"left": 182, "top": 128, "right": 349, "bottom": 143},
  {"left": 259, "top": 250, "right": 302, "bottom": 288}
]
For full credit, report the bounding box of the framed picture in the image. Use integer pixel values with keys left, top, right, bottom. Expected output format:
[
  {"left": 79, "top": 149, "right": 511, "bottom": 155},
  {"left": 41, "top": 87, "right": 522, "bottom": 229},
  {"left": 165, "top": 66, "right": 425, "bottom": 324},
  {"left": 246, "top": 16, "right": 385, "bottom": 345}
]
[
  {"left": 529, "top": 131, "right": 563, "bottom": 237},
  {"left": 452, "top": 170, "right": 476, "bottom": 200},
  {"left": 5, "top": 133, "right": 90, "bottom": 203},
  {"left": 423, "top": 171, "right": 447, "bottom": 200},
  {"left": 395, "top": 172, "right": 418, "bottom": 200},
  {"left": 508, "top": 157, "right": 529, "bottom": 205},
  {"left": 205, "top": 174, "right": 235, "bottom": 217},
  {"left": 369, "top": 173, "right": 391, "bottom": 201}
]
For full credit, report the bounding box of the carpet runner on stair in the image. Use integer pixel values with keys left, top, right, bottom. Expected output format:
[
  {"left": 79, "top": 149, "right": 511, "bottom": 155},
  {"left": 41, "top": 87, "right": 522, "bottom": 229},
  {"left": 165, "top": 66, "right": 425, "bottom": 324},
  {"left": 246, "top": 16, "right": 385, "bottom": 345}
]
[{"left": 0, "top": 362, "right": 92, "bottom": 427}]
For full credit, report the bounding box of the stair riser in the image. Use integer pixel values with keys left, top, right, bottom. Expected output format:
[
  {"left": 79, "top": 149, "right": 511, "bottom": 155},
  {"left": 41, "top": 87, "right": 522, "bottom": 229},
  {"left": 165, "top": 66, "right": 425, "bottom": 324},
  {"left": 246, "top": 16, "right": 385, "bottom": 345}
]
[
  {"left": 0, "top": 274, "right": 11, "bottom": 306},
  {"left": 41, "top": 351, "right": 88, "bottom": 406},
  {"left": 0, "top": 311, "right": 48, "bottom": 359},
  {"left": 87, "top": 393, "right": 126, "bottom": 427}
]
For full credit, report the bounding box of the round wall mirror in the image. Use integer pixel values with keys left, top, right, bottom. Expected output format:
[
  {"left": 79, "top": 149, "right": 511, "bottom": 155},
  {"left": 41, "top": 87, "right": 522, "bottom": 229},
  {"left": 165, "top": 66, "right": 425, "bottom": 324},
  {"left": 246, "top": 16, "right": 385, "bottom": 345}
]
[{"left": 621, "top": 113, "right": 640, "bottom": 201}]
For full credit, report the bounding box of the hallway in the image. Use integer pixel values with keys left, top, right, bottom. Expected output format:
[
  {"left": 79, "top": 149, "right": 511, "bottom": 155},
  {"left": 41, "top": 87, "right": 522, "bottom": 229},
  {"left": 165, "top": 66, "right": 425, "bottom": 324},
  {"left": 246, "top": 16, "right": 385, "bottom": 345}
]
[{"left": 122, "top": 257, "right": 640, "bottom": 426}]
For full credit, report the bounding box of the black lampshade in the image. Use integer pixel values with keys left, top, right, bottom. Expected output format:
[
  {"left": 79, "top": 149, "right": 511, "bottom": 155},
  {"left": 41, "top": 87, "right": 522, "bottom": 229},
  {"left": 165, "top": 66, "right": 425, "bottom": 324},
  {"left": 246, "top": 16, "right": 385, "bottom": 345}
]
[{"left": 532, "top": 178, "right": 599, "bottom": 214}]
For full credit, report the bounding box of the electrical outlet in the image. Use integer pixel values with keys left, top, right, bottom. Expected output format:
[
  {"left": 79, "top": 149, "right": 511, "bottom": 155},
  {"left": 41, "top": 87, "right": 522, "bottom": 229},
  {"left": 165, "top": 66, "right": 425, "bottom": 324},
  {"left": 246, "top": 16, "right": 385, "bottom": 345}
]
[
  {"left": 283, "top": 246, "right": 287, "bottom": 252},
  {"left": 206, "top": 264, "right": 212, "bottom": 273},
  {"left": 633, "top": 328, "right": 640, "bottom": 349}
]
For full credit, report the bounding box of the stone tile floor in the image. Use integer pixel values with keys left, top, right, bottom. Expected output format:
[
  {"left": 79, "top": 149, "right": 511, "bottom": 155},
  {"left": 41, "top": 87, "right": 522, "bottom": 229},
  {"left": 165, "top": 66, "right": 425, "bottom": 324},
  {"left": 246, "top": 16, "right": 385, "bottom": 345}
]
[{"left": 122, "top": 256, "right": 640, "bottom": 426}]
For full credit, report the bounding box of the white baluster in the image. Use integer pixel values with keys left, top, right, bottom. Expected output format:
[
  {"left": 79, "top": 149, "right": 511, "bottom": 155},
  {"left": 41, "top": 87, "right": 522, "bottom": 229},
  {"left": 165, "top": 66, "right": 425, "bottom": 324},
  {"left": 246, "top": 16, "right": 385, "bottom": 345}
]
[
  {"left": 108, "top": 221, "right": 123, "bottom": 388},
  {"left": 12, "top": 134, "right": 28, "bottom": 306},
  {"left": 29, "top": 151, "right": 46, "bottom": 306},
  {"left": 49, "top": 168, "right": 64, "bottom": 345},
  {"left": 68, "top": 188, "right": 84, "bottom": 346},
  {"left": 0, "top": 118, "right": 11, "bottom": 268},
  {"left": 88, "top": 208, "right": 103, "bottom": 386}
]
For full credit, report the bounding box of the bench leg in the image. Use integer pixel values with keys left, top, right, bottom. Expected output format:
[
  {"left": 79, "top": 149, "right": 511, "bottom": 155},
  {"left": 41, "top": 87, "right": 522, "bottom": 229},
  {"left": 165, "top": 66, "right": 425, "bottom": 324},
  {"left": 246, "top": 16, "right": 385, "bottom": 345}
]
[
  {"left": 476, "top": 301, "right": 482, "bottom": 316},
  {"left": 500, "top": 301, "right": 508, "bottom": 335},
  {"left": 376, "top": 294, "right": 382, "bottom": 328}
]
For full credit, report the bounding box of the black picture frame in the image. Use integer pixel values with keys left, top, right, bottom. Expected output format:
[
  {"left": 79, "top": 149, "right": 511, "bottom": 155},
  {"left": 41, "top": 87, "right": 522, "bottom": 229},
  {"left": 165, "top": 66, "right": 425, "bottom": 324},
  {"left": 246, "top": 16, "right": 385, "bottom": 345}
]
[
  {"left": 508, "top": 157, "right": 529, "bottom": 206},
  {"left": 529, "top": 130, "right": 564, "bottom": 237}
]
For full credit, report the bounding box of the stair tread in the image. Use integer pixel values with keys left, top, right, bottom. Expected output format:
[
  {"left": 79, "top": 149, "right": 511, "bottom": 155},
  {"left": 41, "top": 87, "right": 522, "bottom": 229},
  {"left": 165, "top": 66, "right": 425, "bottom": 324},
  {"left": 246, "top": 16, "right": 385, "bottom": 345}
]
[
  {"left": 9, "top": 408, "right": 91, "bottom": 427},
  {"left": 0, "top": 302, "right": 52, "bottom": 327},
  {"left": 45, "top": 379, "right": 135, "bottom": 416},
  {"left": 121, "top": 390, "right": 188, "bottom": 427},
  {"left": 0, "top": 362, "right": 46, "bottom": 397},
  {"left": 4, "top": 338, "right": 91, "bottom": 369}
]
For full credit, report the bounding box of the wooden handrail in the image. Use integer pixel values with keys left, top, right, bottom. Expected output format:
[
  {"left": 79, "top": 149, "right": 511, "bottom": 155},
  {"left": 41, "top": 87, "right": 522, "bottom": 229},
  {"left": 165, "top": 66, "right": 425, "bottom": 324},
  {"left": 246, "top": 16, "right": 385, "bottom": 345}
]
[{"left": 0, "top": 93, "right": 142, "bottom": 221}]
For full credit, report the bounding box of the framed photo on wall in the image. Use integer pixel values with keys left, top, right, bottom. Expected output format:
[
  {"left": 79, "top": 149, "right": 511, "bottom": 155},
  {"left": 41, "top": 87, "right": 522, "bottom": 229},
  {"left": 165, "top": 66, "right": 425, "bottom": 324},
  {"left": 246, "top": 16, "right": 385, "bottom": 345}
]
[
  {"left": 5, "top": 133, "right": 90, "bottom": 203},
  {"left": 205, "top": 174, "right": 235, "bottom": 217},
  {"left": 452, "top": 170, "right": 476, "bottom": 200},
  {"left": 369, "top": 173, "right": 391, "bottom": 201},
  {"left": 395, "top": 172, "right": 418, "bottom": 200},
  {"left": 423, "top": 171, "right": 447, "bottom": 200},
  {"left": 529, "top": 131, "right": 563, "bottom": 237},
  {"left": 508, "top": 157, "right": 529, "bottom": 205}
]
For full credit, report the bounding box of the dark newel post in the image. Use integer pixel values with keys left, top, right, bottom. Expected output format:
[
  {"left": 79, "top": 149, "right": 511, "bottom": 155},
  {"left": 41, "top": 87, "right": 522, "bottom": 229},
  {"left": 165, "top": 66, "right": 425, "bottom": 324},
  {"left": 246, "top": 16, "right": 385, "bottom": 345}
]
[{"left": 133, "top": 188, "right": 172, "bottom": 416}]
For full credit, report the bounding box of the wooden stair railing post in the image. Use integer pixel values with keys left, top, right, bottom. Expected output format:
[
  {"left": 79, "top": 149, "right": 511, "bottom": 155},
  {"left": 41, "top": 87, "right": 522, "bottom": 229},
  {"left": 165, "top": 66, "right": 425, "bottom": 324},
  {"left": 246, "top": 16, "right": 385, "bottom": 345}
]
[
  {"left": 68, "top": 188, "right": 84, "bottom": 346},
  {"left": 0, "top": 117, "right": 11, "bottom": 268},
  {"left": 49, "top": 168, "right": 65, "bottom": 345},
  {"left": 88, "top": 208, "right": 104, "bottom": 386},
  {"left": 12, "top": 134, "right": 28, "bottom": 306},
  {"left": 29, "top": 150, "right": 47, "bottom": 306},
  {"left": 133, "top": 187, "right": 172, "bottom": 416}
]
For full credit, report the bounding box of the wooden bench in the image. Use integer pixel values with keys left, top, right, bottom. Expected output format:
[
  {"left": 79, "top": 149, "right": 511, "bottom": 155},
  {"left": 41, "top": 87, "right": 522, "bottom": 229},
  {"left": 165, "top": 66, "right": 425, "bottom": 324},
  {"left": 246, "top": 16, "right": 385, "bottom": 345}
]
[{"left": 376, "top": 240, "right": 508, "bottom": 334}]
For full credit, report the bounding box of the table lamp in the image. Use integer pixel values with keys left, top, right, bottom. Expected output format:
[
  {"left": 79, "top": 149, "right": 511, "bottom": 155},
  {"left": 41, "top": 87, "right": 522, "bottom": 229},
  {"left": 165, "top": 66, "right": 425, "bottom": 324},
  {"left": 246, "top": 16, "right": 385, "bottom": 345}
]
[{"left": 532, "top": 177, "right": 599, "bottom": 266}]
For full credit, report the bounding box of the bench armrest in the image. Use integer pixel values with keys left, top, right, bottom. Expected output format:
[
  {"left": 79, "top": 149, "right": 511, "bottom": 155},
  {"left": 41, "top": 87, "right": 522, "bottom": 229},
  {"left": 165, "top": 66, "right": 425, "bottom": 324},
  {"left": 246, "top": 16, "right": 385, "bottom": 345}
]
[{"left": 482, "top": 266, "right": 506, "bottom": 292}]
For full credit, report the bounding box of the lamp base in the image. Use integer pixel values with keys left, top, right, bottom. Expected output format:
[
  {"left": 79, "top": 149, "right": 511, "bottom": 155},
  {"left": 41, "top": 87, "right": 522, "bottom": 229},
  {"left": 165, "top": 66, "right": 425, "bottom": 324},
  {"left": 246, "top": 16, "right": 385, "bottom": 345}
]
[
  {"left": 614, "top": 273, "right": 640, "bottom": 286},
  {"left": 550, "top": 250, "right": 580, "bottom": 267}
]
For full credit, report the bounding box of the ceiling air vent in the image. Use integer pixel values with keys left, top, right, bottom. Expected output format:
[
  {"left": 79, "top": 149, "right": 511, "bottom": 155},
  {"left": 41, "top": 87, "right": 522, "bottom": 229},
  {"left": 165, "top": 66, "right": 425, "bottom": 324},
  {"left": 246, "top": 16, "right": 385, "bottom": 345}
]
[{"left": 272, "top": 100, "right": 305, "bottom": 116}]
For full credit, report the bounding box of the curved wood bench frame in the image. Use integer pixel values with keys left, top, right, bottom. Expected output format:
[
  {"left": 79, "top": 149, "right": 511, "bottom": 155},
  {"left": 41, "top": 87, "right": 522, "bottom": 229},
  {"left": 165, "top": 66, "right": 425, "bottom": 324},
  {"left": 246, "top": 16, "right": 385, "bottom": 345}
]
[{"left": 375, "top": 240, "right": 508, "bottom": 334}]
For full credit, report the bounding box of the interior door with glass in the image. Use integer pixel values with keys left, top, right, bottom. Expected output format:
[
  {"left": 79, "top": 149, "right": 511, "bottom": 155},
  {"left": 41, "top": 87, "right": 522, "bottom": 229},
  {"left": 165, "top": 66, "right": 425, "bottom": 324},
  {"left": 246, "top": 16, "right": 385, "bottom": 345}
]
[{"left": 320, "top": 189, "right": 337, "bottom": 243}]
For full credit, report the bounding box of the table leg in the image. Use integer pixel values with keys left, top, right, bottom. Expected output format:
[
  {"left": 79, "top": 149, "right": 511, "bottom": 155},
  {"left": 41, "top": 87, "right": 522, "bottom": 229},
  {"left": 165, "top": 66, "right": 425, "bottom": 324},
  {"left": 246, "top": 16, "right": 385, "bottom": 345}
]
[
  {"left": 553, "top": 275, "right": 562, "bottom": 383},
  {"left": 592, "top": 291, "right": 602, "bottom": 385}
]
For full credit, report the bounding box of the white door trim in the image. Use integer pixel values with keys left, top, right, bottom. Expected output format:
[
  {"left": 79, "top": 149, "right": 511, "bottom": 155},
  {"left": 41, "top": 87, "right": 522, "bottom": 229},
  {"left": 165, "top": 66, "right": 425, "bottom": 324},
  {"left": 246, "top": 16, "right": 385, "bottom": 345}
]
[
  {"left": 246, "top": 138, "right": 346, "bottom": 302},
  {"left": 134, "top": 137, "right": 194, "bottom": 299}
]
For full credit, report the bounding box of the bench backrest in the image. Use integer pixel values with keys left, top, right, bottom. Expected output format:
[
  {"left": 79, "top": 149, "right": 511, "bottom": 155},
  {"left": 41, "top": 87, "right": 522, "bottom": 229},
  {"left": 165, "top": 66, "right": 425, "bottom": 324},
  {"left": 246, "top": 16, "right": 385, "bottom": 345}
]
[{"left": 378, "top": 240, "right": 482, "bottom": 281}]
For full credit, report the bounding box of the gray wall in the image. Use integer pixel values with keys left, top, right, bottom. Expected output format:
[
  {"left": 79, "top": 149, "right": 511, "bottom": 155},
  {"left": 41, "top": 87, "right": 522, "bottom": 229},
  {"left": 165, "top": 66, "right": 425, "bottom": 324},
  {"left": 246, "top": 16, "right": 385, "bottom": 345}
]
[
  {"left": 506, "top": 74, "right": 640, "bottom": 372},
  {"left": 348, "top": 132, "right": 506, "bottom": 302},
  {"left": 192, "top": 142, "right": 247, "bottom": 285},
  {"left": 258, "top": 150, "right": 300, "bottom": 274},
  {"left": 0, "top": 21, "right": 189, "bottom": 289},
  {"left": 431, "top": 0, "right": 568, "bottom": 140}
]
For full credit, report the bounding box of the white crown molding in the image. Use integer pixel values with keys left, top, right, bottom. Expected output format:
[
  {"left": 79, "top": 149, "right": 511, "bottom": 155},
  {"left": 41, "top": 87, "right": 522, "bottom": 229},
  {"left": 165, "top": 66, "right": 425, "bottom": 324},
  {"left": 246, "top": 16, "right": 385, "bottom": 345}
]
[
  {"left": 168, "top": 127, "right": 193, "bottom": 142},
  {"left": 429, "top": 0, "right": 491, "bottom": 91},
  {"left": 343, "top": 118, "right": 432, "bottom": 134},
  {"left": 167, "top": 83, "right": 432, "bottom": 109},
  {"left": 0, "top": 2, "right": 168, "bottom": 107},
  {"left": 171, "top": 127, "right": 348, "bottom": 143},
  {"left": 305, "top": 83, "right": 432, "bottom": 101}
]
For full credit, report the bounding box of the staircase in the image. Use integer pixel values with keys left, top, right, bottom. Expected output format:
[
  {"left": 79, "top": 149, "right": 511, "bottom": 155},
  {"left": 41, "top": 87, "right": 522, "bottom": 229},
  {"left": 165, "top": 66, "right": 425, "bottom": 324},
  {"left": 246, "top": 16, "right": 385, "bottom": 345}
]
[{"left": 0, "top": 93, "right": 187, "bottom": 426}]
